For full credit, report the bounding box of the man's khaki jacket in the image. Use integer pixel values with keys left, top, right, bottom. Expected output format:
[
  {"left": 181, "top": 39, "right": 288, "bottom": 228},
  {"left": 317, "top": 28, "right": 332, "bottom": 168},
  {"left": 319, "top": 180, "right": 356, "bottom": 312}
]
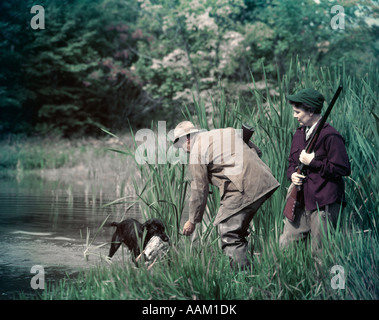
[{"left": 188, "top": 128, "right": 280, "bottom": 226}]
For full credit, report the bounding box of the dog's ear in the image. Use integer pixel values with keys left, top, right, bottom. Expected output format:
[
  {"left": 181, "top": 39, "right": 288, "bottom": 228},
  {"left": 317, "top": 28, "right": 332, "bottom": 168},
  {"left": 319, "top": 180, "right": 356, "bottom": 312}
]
[{"left": 141, "top": 219, "right": 153, "bottom": 230}]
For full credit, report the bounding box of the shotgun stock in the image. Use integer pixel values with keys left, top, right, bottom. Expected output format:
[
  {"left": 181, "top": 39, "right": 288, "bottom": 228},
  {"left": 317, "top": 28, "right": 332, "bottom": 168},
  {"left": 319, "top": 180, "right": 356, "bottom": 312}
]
[
  {"left": 283, "top": 85, "right": 343, "bottom": 221},
  {"left": 242, "top": 123, "right": 262, "bottom": 158}
]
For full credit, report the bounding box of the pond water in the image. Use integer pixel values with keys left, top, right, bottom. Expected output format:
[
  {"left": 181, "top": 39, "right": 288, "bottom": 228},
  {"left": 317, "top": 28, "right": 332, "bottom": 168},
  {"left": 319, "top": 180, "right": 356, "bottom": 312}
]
[{"left": 0, "top": 175, "right": 141, "bottom": 299}]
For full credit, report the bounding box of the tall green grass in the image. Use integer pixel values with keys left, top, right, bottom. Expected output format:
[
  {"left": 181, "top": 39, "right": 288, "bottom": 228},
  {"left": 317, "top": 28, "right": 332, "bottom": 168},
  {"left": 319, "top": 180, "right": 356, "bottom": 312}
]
[
  {"left": 0, "top": 136, "right": 75, "bottom": 171},
  {"left": 30, "top": 228, "right": 378, "bottom": 300},
  {"left": 29, "top": 61, "right": 378, "bottom": 300}
]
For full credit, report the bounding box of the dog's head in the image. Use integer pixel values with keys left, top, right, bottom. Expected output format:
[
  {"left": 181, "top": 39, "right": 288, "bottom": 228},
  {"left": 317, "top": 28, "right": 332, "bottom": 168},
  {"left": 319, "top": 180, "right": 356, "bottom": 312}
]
[{"left": 142, "top": 219, "right": 170, "bottom": 243}]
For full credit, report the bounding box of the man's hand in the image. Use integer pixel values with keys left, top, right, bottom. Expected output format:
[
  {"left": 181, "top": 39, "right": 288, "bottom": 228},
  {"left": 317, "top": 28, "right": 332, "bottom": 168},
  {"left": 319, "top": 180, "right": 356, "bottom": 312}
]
[
  {"left": 291, "top": 172, "right": 306, "bottom": 186},
  {"left": 299, "top": 150, "right": 315, "bottom": 166},
  {"left": 182, "top": 220, "right": 196, "bottom": 236}
]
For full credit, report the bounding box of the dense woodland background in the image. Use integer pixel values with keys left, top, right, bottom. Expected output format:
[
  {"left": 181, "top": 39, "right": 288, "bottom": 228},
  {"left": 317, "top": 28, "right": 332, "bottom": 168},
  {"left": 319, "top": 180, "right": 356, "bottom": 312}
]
[{"left": 0, "top": 0, "right": 378, "bottom": 137}]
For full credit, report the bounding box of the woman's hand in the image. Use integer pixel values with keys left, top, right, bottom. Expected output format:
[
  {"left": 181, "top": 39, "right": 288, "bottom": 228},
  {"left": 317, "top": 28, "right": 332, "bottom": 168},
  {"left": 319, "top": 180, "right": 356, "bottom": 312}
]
[
  {"left": 291, "top": 172, "right": 306, "bottom": 186},
  {"left": 299, "top": 150, "right": 315, "bottom": 166}
]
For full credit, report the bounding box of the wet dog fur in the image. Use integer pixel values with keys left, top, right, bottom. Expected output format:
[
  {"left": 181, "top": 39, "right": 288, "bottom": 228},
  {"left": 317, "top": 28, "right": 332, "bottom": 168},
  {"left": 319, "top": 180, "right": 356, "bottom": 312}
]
[{"left": 108, "top": 218, "right": 169, "bottom": 264}]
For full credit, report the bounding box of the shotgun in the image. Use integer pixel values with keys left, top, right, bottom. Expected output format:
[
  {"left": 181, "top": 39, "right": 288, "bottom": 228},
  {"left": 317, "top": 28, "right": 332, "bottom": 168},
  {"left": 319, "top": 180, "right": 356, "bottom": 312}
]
[
  {"left": 242, "top": 123, "right": 262, "bottom": 158},
  {"left": 283, "top": 85, "right": 343, "bottom": 221}
]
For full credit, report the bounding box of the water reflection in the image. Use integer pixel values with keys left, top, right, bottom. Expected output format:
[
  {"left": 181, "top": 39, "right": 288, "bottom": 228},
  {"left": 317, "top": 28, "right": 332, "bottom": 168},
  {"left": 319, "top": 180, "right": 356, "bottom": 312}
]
[{"left": 0, "top": 175, "right": 140, "bottom": 299}]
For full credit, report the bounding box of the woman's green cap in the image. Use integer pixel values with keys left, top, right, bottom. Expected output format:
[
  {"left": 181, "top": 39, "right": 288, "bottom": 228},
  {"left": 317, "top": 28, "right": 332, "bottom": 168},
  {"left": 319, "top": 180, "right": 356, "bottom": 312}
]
[{"left": 286, "top": 88, "right": 325, "bottom": 111}]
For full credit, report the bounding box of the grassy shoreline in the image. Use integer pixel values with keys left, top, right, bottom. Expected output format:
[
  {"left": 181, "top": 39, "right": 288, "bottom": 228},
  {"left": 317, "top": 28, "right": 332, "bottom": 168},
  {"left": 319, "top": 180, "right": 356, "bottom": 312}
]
[{"left": 0, "top": 133, "right": 137, "bottom": 191}]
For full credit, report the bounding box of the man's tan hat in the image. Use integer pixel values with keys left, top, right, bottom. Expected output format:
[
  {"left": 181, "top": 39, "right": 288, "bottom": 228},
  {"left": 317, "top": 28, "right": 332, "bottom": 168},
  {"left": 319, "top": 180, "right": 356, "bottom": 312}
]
[{"left": 173, "top": 121, "right": 199, "bottom": 145}]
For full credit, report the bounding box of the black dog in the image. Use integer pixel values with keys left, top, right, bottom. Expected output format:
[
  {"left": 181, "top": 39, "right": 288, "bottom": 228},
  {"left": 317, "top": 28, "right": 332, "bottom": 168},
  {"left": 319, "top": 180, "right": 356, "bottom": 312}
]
[{"left": 108, "top": 218, "right": 169, "bottom": 263}]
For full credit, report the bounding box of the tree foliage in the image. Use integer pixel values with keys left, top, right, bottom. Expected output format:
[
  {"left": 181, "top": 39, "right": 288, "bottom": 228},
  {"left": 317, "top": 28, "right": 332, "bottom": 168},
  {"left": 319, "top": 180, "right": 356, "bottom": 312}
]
[{"left": 0, "top": 0, "right": 377, "bottom": 136}]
